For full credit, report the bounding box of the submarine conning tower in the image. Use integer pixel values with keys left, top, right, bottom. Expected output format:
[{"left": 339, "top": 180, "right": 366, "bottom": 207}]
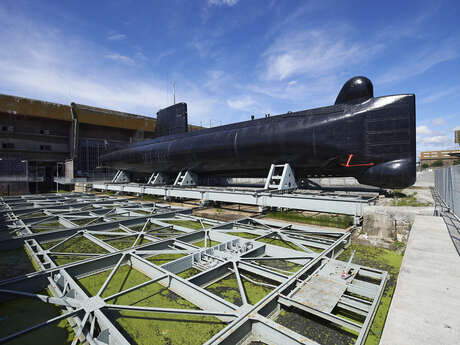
[{"left": 335, "top": 76, "right": 374, "bottom": 105}]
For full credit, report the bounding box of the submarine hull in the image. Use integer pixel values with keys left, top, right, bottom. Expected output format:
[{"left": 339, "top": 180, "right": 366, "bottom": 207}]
[{"left": 101, "top": 92, "right": 415, "bottom": 189}]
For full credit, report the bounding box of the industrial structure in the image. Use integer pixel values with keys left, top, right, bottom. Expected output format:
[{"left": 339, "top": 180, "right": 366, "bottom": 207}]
[
  {"left": 420, "top": 149, "right": 460, "bottom": 167},
  {"left": 0, "top": 193, "right": 387, "bottom": 345},
  {"left": 0, "top": 94, "right": 161, "bottom": 195}
]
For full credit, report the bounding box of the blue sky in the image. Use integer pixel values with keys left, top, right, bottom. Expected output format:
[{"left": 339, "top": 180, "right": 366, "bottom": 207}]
[{"left": 1, "top": 0, "right": 460, "bottom": 157}]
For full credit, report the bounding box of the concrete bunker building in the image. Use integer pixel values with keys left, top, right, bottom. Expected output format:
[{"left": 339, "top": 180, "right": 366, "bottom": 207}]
[{"left": 0, "top": 94, "right": 158, "bottom": 194}]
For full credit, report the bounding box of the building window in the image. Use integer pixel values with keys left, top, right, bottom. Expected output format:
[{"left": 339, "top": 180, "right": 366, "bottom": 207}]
[
  {"left": 40, "top": 145, "right": 52, "bottom": 151},
  {"left": 2, "top": 142, "right": 15, "bottom": 149}
]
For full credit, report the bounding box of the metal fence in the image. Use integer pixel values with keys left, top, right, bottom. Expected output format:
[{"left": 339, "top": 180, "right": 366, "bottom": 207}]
[{"left": 434, "top": 165, "right": 460, "bottom": 219}]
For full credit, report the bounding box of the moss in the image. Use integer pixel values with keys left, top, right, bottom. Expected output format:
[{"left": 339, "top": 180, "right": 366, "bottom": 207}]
[
  {"left": 41, "top": 236, "right": 108, "bottom": 254},
  {"left": 241, "top": 272, "right": 274, "bottom": 305},
  {"left": 0, "top": 291, "right": 74, "bottom": 345},
  {"left": 164, "top": 220, "right": 208, "bottom": 230},
  {"left": 256, "top": 236, "right": 305, "bottom": 251},
  {"left": 177, "top": 267, "right": 200, "bottom": 279},
  {"left": 21, "top": 212, "right": 47, "bottom": 219},
  {"left": 93, "top": 234, "right": 151, "bottom": 250},
  {"left": 193, "top": 239, "right": 221, "bottom": 248},
  {"left": 146, "top": 254, "right": 186, "bottom": 266},
  {"left": 277, "top": 308, "right": 356, "bottom": 345},
  {"left": 78, "top": 265, "right": 225, "bottom": 345},
  {"left": 226, "top": 230, "right": 325, "bottom": 253},
  {"left": 70, "top": 218, "right": 105, "bottom": 226},
  {"left": 140, "top": 195, "right": 164, "bottom": 202},
  {"left": 41, "top": 236, "right": 110, "bottom": 265},
  {"left": 78, "top": 265, "right": 149, "bottom": 297},
  {"left": 337, "top": 244, "right": 403, "bottom": 345},
  {"left": 129, "top": 223, "right": 160, "bottom": 232},
  {"left": 205, "top": 272, "right": 273, "bottom": 306},
  {"left": 40, "top": 240, "right": 61, "bottom": 250},
  {"left": 31, "top": 221, "right": 63, "bottom": 232},
  {"left": 225, "top": 232, "right": 259, "bottom": 239},
  {"left": 205, "top": 274, "right": 242, "bottom": 306},
  {"left": 128, "top": 223, "right": 185, "bottom": 239},
  {"left": 265, "top": 211, "right": 353, "bottom": 229},
  {"left": 252, "top": 257, "right": 302, "bottom": 273},
  {"left": 0, "top": 247, "right": 36, "bottom": 280},
  {"left": 105, "top": 309, "right": 225, "bottom": 345},
  {"left": 51, "top": 255, "right": 92, "bottom": 266}
]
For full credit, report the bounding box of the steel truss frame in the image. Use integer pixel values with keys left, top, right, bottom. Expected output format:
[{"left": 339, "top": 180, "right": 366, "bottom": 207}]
[
  {"left": 92, "top": 182, "right": 375, "bottom": 219},
  {"left": 0, "top": 193, "right": 387, "bottom": 345}
]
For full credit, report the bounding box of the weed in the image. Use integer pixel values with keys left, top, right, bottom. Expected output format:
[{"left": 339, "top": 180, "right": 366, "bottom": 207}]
[
  {"left": 265, "top": 211, "right": 353, "bottom": 229},
  {"left": 140, "top": 195, "right": 163, "bottom": 202},
  {"left": 390, "top": 192, "right": 431, "bottom": 207}
]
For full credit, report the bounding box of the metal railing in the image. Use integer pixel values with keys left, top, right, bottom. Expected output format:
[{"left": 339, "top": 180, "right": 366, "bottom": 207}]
[{"left": 434, "top": 165, "right": 460, "bottom": 219}]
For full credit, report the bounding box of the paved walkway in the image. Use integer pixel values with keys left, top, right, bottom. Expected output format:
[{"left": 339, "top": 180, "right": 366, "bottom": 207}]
[{"left": 380, "top": 216, "right": 460, "bottom": 345}]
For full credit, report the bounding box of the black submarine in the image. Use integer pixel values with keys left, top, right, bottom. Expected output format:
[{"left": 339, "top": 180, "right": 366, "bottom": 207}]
[{"left": 101, "top": 77, "right": 416, "bottom": 189}]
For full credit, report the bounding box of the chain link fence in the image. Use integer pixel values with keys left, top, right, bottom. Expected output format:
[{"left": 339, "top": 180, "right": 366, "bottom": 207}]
[{"left": 434, "top": 165, "right": 460, "bottom": 219}]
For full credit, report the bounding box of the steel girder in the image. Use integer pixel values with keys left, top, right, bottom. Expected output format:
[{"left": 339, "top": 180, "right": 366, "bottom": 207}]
[{"left": 0, "top": 193, "right": 387, "bottom": 345}]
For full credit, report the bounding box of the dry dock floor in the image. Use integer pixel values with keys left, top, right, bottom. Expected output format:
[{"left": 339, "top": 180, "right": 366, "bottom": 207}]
[{"left": 380, "top": 215, "right": 460, "bottom": 345}]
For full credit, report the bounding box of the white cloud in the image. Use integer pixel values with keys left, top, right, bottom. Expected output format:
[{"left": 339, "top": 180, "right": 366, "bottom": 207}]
[
  {"left": 416, "top": 125, "right": 432, "bottom": 135},
  {"left": 189, "top": 38, "right": 215, "bottom": 58},
  {"left": 417, "top": 133, "right": 456, "bottom": 153},
  {"left": 432, "top": 117, "right": 446, "bottom": 126},
  {"left": 227, "top": 96, "right": 256, "bottom": 111},
  {"left": 104, "top": 53, "right": 135, "bottom": 65},
  {"left": 262, "top": 30, "right": 381, "bottom": 81},
  {"left": 246, "top": 75, "right": 339, "bottom": 112},
  {"left": 0, "top": 6, "right": 228, "bottom": 123},
  {"left": 208, "top": 0, "right": 239, "bottom": 6},
  {"left": 107, "top": 33, "right": 126, "bottom": 41},
  {"left": 419, "top": 135, "right": 449, "bottom": 144},
  {"left": 378, "top": 38, "right": 460, "bottom": 84},
  {"left": 419, "top": 87, "right": 457, "bottom": 104}
]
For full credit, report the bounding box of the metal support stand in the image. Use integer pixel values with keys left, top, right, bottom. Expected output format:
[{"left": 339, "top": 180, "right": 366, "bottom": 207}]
[
  {"left": 147, "top": 172, "right": 171, "bottom": 185},
  {"left": 174, "top": 170, "right": 197, "bottom": 187},
  {"left": 264, "top": 163, "right": 297, "bottom": 191},
  {"left": 112, "top": 170, "right": 130, "bottom": 183}
]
